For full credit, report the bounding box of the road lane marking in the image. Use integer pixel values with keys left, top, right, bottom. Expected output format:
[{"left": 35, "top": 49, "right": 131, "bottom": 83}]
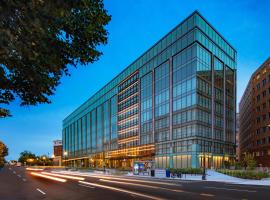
[
  {"left": 22, "top": 178, "right": 27, "bottom": 182},
  {"left": 41, "top": 172, "right": 85, "bottom": 180},
  {"left": 200, "top": 193, "right": 215, "bottom": 197},
  {"left": 204, "top": 186, "right": 257, "bottom": 193},
  {"left": 17, "top": 174, "right": 21, "bottom": 178},
  {"left": 99, "top": 179, "right": 184, "bottom": 193},
  {"left": 78, "top": 184, "right": 95, "bottom": 189},
  {"left": 13, "top": 171, "right": 16, "bottom": 174},
  {"left": 226, "top": 184, "right": 270, "bottom": 190},
  {"left": 78, "top": 181, "right": 167, "bottom": 200},
  {"left": 36, "top": 188, "right": 46, "bottom": 195},
  {"left": 9, "top": 168, "right": 11, "bottom": 170}
]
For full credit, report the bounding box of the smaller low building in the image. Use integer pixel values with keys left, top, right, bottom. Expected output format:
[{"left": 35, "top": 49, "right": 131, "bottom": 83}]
[{"left": 53, "top": 140, "right": 63, "bottom": 166}]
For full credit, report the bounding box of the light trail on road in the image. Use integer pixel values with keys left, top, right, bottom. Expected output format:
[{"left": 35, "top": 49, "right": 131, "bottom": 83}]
[
  {"left": 52, "top": 171, "right": 178, "bottom": 186},
  {"left": 85, "top": 175, "right": 178, "bottom": 186},
  {"left": 78, "top": 181, "right": 167, "bottom": 200},
  {"left": 41, "top": 172, "right": 85, "bottom": 181},
  {"left": 30, "top": 172, "right": 67, "bottom": 182},
  {"left": 99, "top": 179, "right": 185, "bottom": 193},
  {"left": 26, "top": 168, "right": 44, "bottom": 171}
]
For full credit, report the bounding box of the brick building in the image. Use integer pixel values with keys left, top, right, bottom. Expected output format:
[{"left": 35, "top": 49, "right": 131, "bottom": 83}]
[
  {"left": 53, "top": 140, "right": 63, "bottom": 166},
  {"left": 239, "top": 57, "right": 270, "bottom": 166}
]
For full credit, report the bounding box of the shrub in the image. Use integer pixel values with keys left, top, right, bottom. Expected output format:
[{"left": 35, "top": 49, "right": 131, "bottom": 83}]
[
  {"left": 217, "top": 169, "right": 270, "bottom": 180},
  {"left": 118, "top": 166, "right": 130, "bottom": 171},
  {"left": 235, "top": 162, "right": 242, "bottom": 170},
  {"left": 247, "top": 159, "right": 257, "bottom": 170},
  {"left": 241, "top": 153, "right": 257, "bottom": 170},
  {"left": 224, "top": 161, "right": 230, "bottom": 169}
]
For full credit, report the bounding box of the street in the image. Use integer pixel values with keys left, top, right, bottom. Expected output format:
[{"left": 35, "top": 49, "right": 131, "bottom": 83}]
[{"left": 1, "top": 166, "right": 270, "bottom": 200}]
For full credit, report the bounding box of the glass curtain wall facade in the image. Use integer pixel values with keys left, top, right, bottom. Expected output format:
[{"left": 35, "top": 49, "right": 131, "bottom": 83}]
[{"left": 62, "top": 11, "right": 237, "bottom": 169}]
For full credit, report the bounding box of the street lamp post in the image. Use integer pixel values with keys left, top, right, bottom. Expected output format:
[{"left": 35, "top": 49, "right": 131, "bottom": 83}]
[
  {"left": 103, "top": 151, "right": 105, "bottom": 173},
  {"left": 42, "top": 156, "right": 46, "bottom": 166},
  {"left": 64, "top": 151, "right": 68, "bottom": 169},
  {"left": 51, "top": 154, "right": 55, "bottom": 166},
  {"left": 202, "top": 152, "right": 206, "bottom": 180}
]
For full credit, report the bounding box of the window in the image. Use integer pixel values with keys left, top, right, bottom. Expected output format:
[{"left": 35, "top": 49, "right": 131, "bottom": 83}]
[
  {"left": 256, "top": 106, "right": 260, "bottom": 112},
  {"left": 256, "top": 95, "right": 260, "bottom": 102},
  {"left": 263, "top": 126, "right": 266, "bottom": 132},
  {"left": 263, "top": 90, "right": 266, "bottom": 97},
  {"left": 141, "top": 72, "right": 153, "bottom": 132},
  {"left": 257, "top": 83, "right": 260, "bottom": 89},
  {"left": 256, "top": 129, "right": 260, "bottom": 135},
  {"left": 155, "top": 62, "right": 169, "bottom": 117},
  {"left": 256, "top": 117, "right": 260, "bottom": 123},
  {"left": 263, "top": 114, "right": 266, "bottom": 120},
  {"left": 263, "top": 79, "right": 266, "bottom": 86},
  {"left": 263, "top": 103, "right": 266, "bottom": 109}
]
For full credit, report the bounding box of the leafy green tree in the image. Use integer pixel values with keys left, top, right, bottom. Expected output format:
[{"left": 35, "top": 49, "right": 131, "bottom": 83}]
[
  {"left": 18, "top": 150, "right": 36, "bottom": 165},
  {"left": 0, "top": 0, "right": 111, "bottom": 117},
  {"left": 38, "top": 155, "right": 53, "bottom": 166},
  {"left": 241, "top": 153, "right": 257, "bottom": 170},
  {"left": 247, "top": 158, "right": 257, "bottom": 170},
  {"left": 224, "top": 160, "right": 230, "bottom": 169},
  {"left": 0, "top": 141, "right": 8, "bottom": 168},
  {"left": 235, "top": 161, "right": 242, "bottom": 170}
]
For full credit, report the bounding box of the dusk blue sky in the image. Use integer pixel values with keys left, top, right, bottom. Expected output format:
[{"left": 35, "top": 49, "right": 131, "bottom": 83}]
[{"left": 1, "top": 0, "right": 270, "bottom": 160}]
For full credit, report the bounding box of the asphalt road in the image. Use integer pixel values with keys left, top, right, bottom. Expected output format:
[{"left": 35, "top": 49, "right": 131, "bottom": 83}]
[{"left": 0, "top": 166, "right": 270, "bottom": 200}]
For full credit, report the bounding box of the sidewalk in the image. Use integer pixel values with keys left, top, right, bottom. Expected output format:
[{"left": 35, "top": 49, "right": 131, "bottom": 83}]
[
  {"left": 57, "top": 169, "right": 270, "bottom": 186},
  {"left": 159, "top": 170, "right": 270, "bottom": 186},
  {"left": 204, "top": 170, "right": 270, "bottom": 186}
]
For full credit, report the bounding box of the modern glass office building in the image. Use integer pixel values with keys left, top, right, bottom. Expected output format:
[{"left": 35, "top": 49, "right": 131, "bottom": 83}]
[{"left": 62, "top": 11, "right": 237, "bottom": 169}]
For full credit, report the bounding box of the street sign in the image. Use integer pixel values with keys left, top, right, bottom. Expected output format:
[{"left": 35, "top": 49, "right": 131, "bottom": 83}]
[{"left": 155, "top": 169, "right": 166, "bottom": 178}]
